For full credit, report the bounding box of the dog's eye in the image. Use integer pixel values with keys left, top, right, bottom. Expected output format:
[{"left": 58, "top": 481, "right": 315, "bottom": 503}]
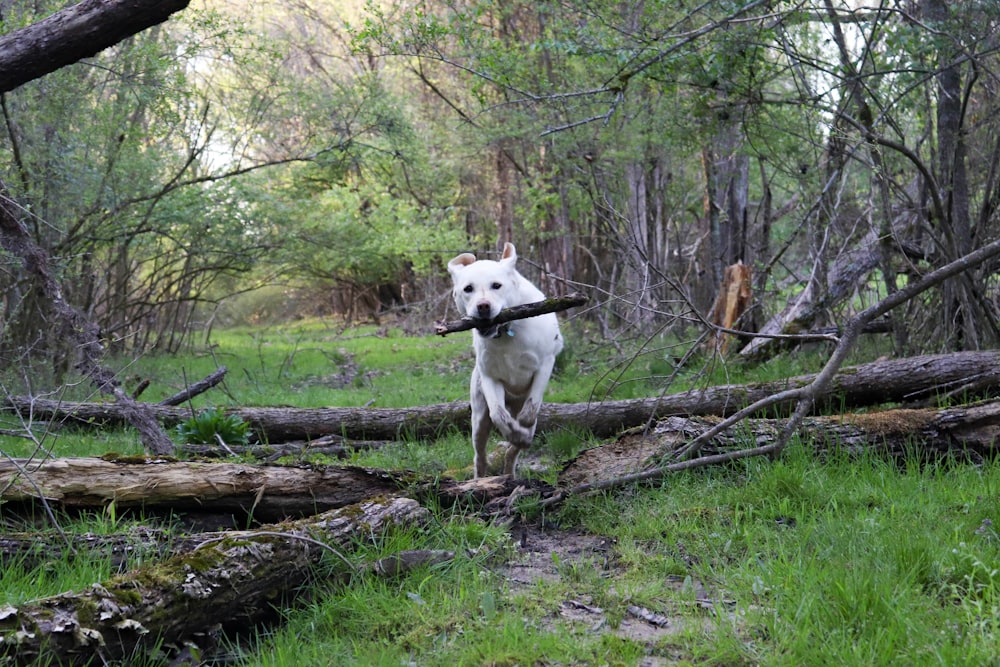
[
  {"left": 463, "top": 285, "right": 474, "bottom": 293},
  {"left": 491, "top": 282, "right": 502, "bottom": 290}
]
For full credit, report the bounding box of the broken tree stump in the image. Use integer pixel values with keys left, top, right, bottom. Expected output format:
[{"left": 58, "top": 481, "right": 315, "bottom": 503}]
[{"left": 706, "top": 261, "right": 752, "bottom": 354}]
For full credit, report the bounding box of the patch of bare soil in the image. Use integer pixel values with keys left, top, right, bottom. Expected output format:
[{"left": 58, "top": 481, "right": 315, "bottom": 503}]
[{"left": 500, "top": 523, "right": 711, "bottom": 665}]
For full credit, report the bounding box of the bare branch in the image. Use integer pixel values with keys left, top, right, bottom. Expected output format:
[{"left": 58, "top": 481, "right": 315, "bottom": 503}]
[{"left": 433, "top": 293, "right": 588, "bottom": 337}]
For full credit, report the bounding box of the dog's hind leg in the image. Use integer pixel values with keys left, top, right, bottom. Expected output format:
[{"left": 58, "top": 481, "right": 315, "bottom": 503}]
[
  {"left": 470, "top": 372, "right": 492, "bottom": 478},
  {"left": 503, "top": 441, "right": 530, "bottom": 476}
]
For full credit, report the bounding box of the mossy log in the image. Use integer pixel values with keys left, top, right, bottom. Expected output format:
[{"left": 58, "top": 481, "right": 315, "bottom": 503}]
[
  {"left": 0, "top": 457, "right": 539, "bottom": 525},
  {"left": 4, "top": 351, "right": 999, "bottom": 444},
  {"left": 559, "top": 400, "right": 1000, "bottom": 488},
  {"left": 0, "top": 497, "right": 429, "bottom": 666}
]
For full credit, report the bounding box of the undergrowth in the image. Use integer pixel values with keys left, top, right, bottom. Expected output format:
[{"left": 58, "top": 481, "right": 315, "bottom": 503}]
[{"left": 1, "top": 320, "right": 996, "bottom": 665}]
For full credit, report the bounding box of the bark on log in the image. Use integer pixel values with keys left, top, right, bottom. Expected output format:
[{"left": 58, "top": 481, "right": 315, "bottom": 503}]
[
  {"left": 0, "top": 527, "right": 183, "bottom": 572},
  {"left": 558, "top": 400, "right": 1000, "bottom": 488},
  {"left": 5, "top": 350, "right": 999, "bottom": 441},
  {"left": 0, "top": 528, "right": 455, "bottom": 578},
  {"left": 0, "top": 0, "right": 191, "bottom": 93},
  {"left": 0, "top": 457, "right": 541, "bottom": 523},
  {"left": 0, "top": 497, "right": 428, "bottom": 666}
]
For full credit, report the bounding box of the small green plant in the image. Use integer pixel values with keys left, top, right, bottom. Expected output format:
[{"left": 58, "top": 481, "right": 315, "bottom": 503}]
[{"left": 175, "top": 407, "right": 250, "bottom": 446}]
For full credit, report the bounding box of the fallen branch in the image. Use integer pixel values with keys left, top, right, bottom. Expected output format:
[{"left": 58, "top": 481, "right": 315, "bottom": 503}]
[
  {"left": 0, "top": 187, "right": 174, "bottom": 455},
  {"left": 159, "top": 366, "right": 228, "bottom": 407},
  {"left": 546, "top": 399, "right": 1000, "bottom": 506},
  {"left": 434, "top": 293, "right": 588, "bottom": 336},
  {"left": 670, "top": 236, "right": 1000, "bottom": 465}
]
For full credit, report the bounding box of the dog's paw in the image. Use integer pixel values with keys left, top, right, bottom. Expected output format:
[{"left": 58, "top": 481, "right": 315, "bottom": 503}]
[
  {"left": 491, "top": 410, "right": 532, "bottom": 443},
  {"left": 516, "top": 398, "right": 539, "bottom": 427}
]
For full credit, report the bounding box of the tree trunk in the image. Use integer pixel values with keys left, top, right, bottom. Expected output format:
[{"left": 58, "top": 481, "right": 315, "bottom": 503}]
[
  {"left": 0, "top": 0, "right": 191, "bottom": 93},
  {"left": 558, "top": 400, "right": 1000, "bottom": 489},
  {"left": 0, "top": 497, "right": 428, "bottom": 666},
  {"left": 6, "top": 351, "right": 999, "bottom": 442}
]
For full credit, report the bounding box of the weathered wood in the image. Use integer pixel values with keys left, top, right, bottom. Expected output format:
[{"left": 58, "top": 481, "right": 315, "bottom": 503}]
[
  {"left": 434, "top": 292, "right": 588, "bottom": 336},
  {"left": 0, "top": 0, "right": 191, "bottom": 93},
  {"left": 5, "top": 351, "right": 998, "bottom": 442},
  {"left": 0, "top": 457, "right": 541, "bottom": 522},
  {"left": 0, "top": 497, "right": 429, "bottom": 666},
  {"left": 558, "top": 400, "right": 1000, "bottom": 488},
  {"left": 0, "top": 457, "right": 405, "bottom": 523},
  {"left": 707, "top": 261, "right": 752, "bottom": 354}
]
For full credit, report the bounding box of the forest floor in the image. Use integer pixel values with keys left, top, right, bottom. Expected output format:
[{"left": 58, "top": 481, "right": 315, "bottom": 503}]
[{"left": 501, "top": 520, "right": 717, "bottom": 666}]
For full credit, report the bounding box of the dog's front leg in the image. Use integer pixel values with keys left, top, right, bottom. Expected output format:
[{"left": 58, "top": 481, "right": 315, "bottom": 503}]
[
  {"left": 515, "top": 356, "right": 556, "bottom": 429},
  {"left": 477, "top": 372, "right": 532, "bottom": 445}
]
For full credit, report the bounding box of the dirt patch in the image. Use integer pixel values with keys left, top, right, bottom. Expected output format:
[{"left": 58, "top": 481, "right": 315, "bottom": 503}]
[{"left": 500, "top": 522, "right": 710, "bottom": 662}]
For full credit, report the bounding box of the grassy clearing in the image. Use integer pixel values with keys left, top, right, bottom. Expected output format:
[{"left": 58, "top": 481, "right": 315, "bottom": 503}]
[{"left": 1, "top": 320, "right": 997, "bottom": 665}]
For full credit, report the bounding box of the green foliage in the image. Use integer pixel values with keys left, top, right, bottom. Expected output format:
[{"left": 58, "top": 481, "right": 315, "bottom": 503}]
[{"left": 174, "top": 408, "right": 250, "bottom": 446}]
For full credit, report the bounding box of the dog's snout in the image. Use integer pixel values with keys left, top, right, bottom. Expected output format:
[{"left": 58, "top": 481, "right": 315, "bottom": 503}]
[{"left": 476, "top": 301, "right": 493, "bottom": 317}]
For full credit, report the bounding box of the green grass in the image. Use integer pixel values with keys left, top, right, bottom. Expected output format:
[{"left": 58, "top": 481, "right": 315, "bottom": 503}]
[
  {"left": 3, "top": 320, "right": 998, "bottom": 665},
  {"left": 222, "top": 445, "right": 1000, "bottom": 666}
]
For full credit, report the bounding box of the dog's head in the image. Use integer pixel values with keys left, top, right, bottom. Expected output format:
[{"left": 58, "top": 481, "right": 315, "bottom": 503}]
[{"left": 447, "top": 242, "right": 521, "bottom": 321}]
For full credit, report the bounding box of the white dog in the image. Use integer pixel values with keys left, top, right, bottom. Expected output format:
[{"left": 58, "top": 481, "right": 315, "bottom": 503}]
[{"left": 448, "top": 243, "right": 564, "bottom": 477}]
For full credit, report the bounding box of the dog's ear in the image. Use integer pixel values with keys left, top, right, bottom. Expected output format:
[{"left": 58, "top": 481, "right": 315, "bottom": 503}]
[
  {"left": 499, "top": 242, "right": 517, "bottom": 265},
  {"left": 448, "top": 253, "right": 477, "bottom": 276}
]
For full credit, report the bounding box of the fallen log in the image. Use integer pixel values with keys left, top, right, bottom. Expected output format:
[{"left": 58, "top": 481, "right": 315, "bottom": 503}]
[
  {"left": 0, "top": 497, "right": 428, "bottom": 666},
  {"left": 0, "top": 527, "right": 454, "bottom": 579},
  {"left": 0, "top": 527, "right": 176, "bottom": 573},
  {"left": 558, "top": 400, "right": 1000, "bottom": 489},
  {"left": 4, "top": 351, "right": 999, "bottom": 442},
  {"left": 5, "top": 399, "right": 1000, "bottom": 526},
  {"left": 0, "top": 457, "right": 541, "bottom": 523}
]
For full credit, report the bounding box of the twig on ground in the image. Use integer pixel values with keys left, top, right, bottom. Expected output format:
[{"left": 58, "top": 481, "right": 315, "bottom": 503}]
[{"left": 159, "top": 367, "right": 228, "bottom": 406}]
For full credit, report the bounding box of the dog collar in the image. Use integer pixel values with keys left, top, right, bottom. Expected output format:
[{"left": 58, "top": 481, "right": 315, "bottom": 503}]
[{"left": 477, "top": 323, "right": 514, "bottom": 338}]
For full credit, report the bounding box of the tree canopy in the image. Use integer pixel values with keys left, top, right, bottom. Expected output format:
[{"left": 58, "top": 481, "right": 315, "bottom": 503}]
[{"left": 1, "top": 0, "right": 1000, "bottom": 374}]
